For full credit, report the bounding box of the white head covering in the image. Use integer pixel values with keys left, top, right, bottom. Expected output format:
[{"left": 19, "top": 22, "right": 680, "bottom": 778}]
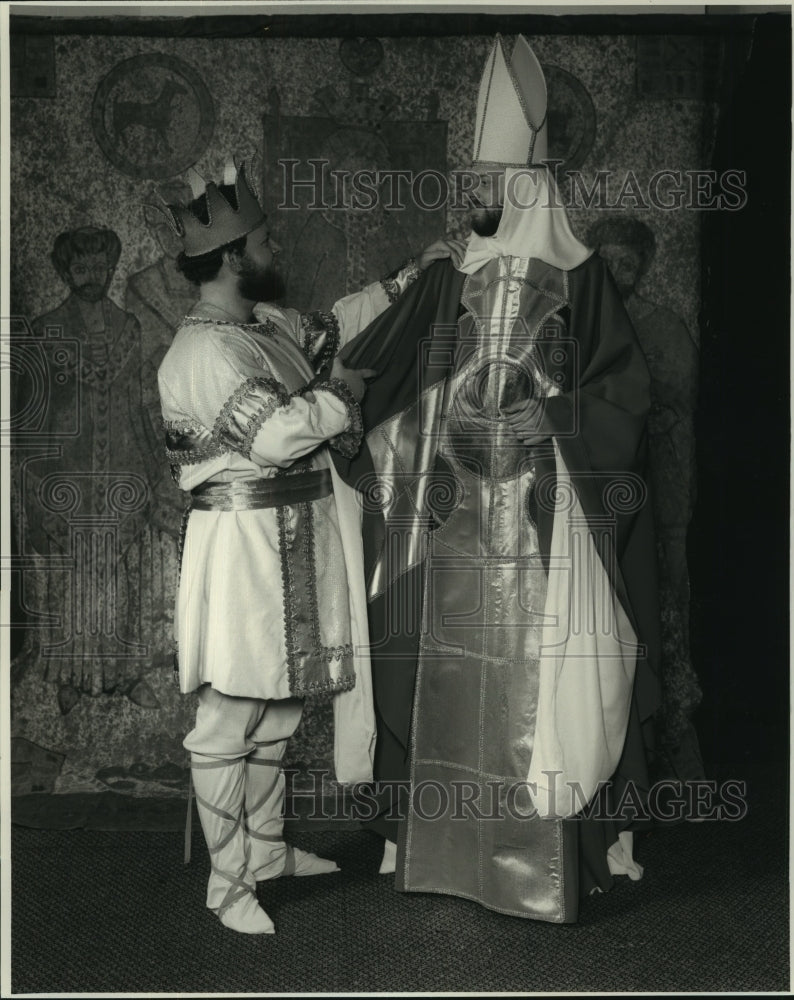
[
  {"left": 461, "top": 34, "right": 592, "bottom": 275},
  {"left": 459, "top": 167, "right": 592, "bottom": 274},
  {"left": 472, "top": 34, "right": 548, "bottom": 169}
]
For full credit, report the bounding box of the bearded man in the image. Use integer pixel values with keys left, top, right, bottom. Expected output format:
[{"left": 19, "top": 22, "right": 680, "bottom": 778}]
[
  {"left": 21, "top": 226, "right": 156, "bottom": 707},
  {"left": 338, "top": 35, "right": 662, "bottom": 922},
  {"left": 156, "top": 158, "right": 461, "bottom": 935}
]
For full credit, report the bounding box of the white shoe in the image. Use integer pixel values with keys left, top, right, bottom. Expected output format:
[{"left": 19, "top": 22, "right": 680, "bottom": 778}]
[
  {"left": 288, "top": 846, "right": 340, "bottom": 877},
  {"left": 253, "top": 844, "right": 340, "bottom": 881},
  {"left": 606, "top": 831, "right": 644, "bottom": 882},
  {"left": 379, "top": 839, "right": 397, "bottom": 875},
  {"left": 218, "top": 892, "right": 275, "bottom": 935}
]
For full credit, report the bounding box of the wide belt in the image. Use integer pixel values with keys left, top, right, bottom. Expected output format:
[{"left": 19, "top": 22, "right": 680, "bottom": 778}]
[{"left": 189, "top": 470, "right": 333, "bottom": 511}]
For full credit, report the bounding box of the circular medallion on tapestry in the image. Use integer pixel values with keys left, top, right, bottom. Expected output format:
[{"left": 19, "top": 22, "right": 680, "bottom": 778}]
[
  {"left": 339, "top": 37, "right": 385, "bottom": 77},
  {"left": 544, "top": 65, "right": 597, "bottom": 174},
  {"left": 91, "top": 53, "right": 215, "bottom": 180}
]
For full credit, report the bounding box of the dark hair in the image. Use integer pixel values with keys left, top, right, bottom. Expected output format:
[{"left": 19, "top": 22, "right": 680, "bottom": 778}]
[
  {"left": 51, "top": 226, "right": 122, "bottom": 278},
  {"left": 172, "top": 183, "right": 247, "bottom": 286},
  {"left": 176, "top": 236, "right": 247, "bottom": 286},
  {"left": 586, "top": 217, "right": 656, "bottom": 273}
]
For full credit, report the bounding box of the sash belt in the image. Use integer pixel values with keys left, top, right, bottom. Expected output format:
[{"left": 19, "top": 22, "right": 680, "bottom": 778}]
[
  {"left": 174, "top": 471, "right": 332, "bottom": 688},
  {"left": 189, "top": 470, "right": 332, "bottom": 511}
]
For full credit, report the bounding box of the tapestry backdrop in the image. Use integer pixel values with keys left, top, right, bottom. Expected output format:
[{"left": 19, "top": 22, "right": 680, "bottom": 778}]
[{"left": 10, "top": 28, "right": 719, "bottom": 800}]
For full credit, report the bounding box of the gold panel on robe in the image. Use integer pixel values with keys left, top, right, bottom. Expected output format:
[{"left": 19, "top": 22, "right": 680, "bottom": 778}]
[{"left": 378, "top": 257, "right": 579, "bottom": 920}]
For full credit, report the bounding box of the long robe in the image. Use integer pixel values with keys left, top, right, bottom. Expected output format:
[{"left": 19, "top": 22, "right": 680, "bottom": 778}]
[
  {"left": 337, "top": 253, "right": 661, "bottom": 921},
  {"left": 20, "top": 293, "right": 155, "bottom": 699}
]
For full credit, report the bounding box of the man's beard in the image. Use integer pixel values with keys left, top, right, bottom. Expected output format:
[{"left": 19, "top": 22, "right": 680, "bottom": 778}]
[
  {"left": 238, "top": 257, "right": 285, "bottom": 302},
  {"left": 72, "top": 281, "right": 108, "bottom": 303},
  {"left": 470, "top": 207, "right": 503, "bottom": 238}
]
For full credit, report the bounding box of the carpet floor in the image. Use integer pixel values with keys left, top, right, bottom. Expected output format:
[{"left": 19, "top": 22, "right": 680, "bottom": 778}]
[{"left": 9, "top": 771, "right": 789, "bottom": 995}]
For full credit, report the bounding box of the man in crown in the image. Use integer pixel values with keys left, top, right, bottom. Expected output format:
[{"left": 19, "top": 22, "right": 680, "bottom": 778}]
[
  {"left": 338, "top": 35, "right": 662, "bottom": 922},
  {"left": 156, "top": 159, "right": 463, "bottom": 934}
]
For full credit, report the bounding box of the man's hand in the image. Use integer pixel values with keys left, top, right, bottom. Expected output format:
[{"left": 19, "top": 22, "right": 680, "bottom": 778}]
[
  {"left": 418, "top": 237, "right": 468, "bottom": 271},
  {"left": 503, "top": 400, "right": 549, "bottom": 447},
  {"left": 330, "top": 356, "right": 378, "bottom": 403}
]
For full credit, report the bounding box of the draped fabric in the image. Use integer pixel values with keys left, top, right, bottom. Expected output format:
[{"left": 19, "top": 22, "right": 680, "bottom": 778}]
[{"left": 337, "top": 254, "right": 661, "bottom": 917}]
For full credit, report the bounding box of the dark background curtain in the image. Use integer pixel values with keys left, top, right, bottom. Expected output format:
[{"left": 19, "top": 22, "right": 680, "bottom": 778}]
[{"left": 692, "top": 11, "right": 791, "bottom": 777}]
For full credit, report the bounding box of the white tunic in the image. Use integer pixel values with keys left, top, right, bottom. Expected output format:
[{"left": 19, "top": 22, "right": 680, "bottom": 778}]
[{"left": 158, "top": 283, "right": 395, "bottom": 783}]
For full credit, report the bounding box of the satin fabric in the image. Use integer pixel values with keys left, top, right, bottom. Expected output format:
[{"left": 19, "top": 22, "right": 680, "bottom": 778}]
[
  {"left": 395, "top": 255, "right": 578, "bottom": 920},
  {"left": 529, "top": 440, "right": 638, "bottom": 819},
  {"left": 339, "top": 254, "right": 660, "bottom": 908}
]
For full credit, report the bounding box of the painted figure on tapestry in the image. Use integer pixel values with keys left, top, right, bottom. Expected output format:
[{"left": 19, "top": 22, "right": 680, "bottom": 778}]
[
  {"left": 588, "top": 216, "right": 704, "bottom": 781},
  {"left": 16, "top": 226, "right": 166, "bottom": 712}
]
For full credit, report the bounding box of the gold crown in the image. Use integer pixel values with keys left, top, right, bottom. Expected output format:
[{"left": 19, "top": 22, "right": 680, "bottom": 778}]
[{"left": 152, "top": 157, "right": 266, "bottom": 258}]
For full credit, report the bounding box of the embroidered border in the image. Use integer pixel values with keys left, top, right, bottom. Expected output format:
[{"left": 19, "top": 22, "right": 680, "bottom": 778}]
[
  {"left": 300, "top": 311, "right": 340, "bottom": 375},
  {"left": 277, "top": 501, "right": 356, "bottom": 699},
  {"left": 302, "top": 499, "right": 323, "bottom": 670},
  {"left": 313, "top": 376, "right": 364, "bottom": 459},
  {"left": 324, "top": 643, "right": 354, "bottom": 662},
  {"left": 399, "top": 257, "right": 421, "bottom": 289},
  {"left": 380, "top": 258, "right": 421, "bottom": 304},
  {"left": 471, "top": 159, "right": 547, "bottom": 170},
  {"left": 165, "top": 420, "right": 203, "bottom": 436},
  {"left": 182, "top": 315, "right": 281, "bottom": 337},
  {"left": 212, "top": 375, "right": 291, "bottom": 457},
  {"left": 473, "top": 43, "right": 498, "bottom": 164},
  {"left": 278, "top": 503, "right": 300, "bottom": 695},
  {"left": 164, "top": 419, "right": 225, "bottom": 467},
  {"left": 165, "top": 376, "right": 290, "bottom": 477},
  {"left": 380, "top": 276, "right": 401, "bottom": 305}
]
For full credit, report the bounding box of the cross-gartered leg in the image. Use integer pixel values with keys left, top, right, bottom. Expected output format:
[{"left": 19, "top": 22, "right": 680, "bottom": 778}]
[
  {"left": 190, "top": 753, "right": 275, "bottom": 934},
  {"left": 245, "top": 697, "right": 340, "bottom": 882},
  {"left": 185, "top": 686, "right": 276, "bottom": 934}
]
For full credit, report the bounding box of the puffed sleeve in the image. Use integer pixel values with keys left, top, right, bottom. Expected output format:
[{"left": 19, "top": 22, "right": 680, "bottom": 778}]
[
  {"left": 242, "top": 380, "right": 361, "bottom": 467},
  {"left": 214, "top": 371, "right": 362, "bottom": 469},
  {"left": 159, "top": 323, "right": 362, "bottom": 471}
]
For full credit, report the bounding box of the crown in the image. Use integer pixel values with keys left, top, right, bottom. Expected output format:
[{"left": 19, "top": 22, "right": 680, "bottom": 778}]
[
  {"left": 150, "top": 156, "right": 266, "bottom": 258},
  {"left": 472, "top": 35, "right": 548, "bottom": 170}
]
